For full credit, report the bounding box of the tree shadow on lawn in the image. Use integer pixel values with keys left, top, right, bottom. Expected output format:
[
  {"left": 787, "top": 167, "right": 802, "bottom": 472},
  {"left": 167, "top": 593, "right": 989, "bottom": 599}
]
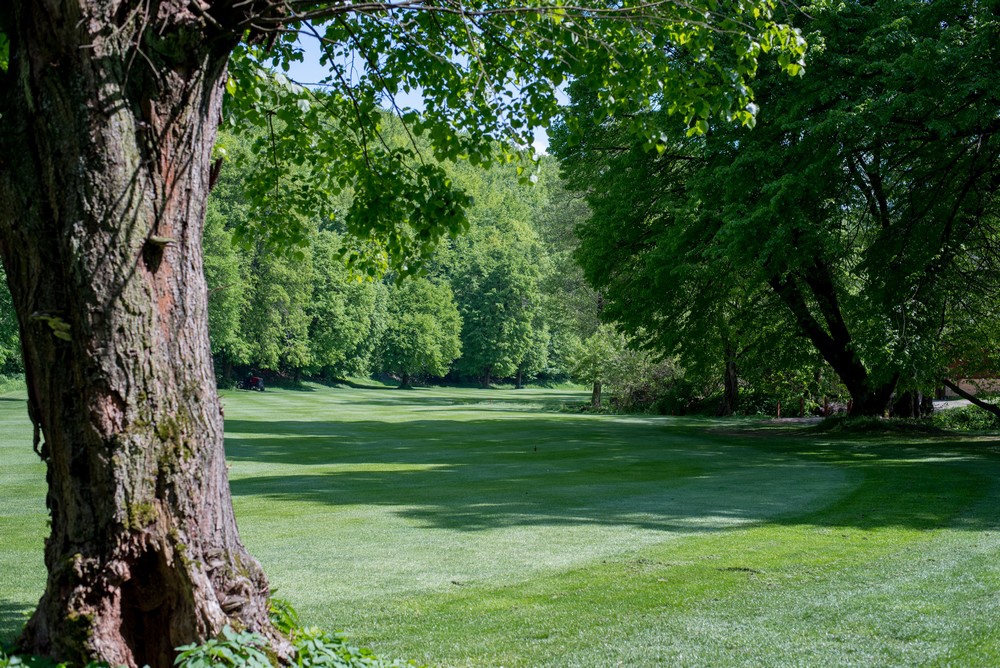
[
  {"left": 226, "top": 417, "right": 1000, "bottom": 535},
  {"left": 242, "top": 387, "right": 588, "bottom": 412},
  {"left": 0, "top": 599, "right": 32, "bottom": 646}
]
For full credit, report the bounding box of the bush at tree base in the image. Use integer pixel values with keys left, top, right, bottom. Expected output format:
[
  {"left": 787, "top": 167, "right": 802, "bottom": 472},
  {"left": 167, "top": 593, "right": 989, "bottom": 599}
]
[{"left": 0, "top": 598, "right": 423, "bottom": 668}]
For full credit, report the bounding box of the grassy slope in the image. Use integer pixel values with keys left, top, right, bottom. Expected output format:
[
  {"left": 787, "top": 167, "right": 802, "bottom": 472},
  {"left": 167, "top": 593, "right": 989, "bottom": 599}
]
[{"left": 2, "top": 384, "right": 999, "bottom": 666}]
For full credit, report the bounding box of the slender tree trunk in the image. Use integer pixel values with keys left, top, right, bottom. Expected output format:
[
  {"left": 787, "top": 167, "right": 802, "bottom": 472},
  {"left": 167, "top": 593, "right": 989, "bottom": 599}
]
[
  {"left": 400, "top": 371, "right": 411, "bottom": 389},
  {"left": 515, "top": 368, "right": 524, "bottom": 389},
  {"left": 221, "top": 355, "right": 234, "bottom": 384},
  {"left": 0, "top": 4, "right": 285, "bottom": 666},
  {"left": 591, "top": 381, "right": 602, "bottom": 408},
  {"left": 482, "top": 365, "right": 492, "bottom": 389},
  {"left": 719, "top": 344, "right": 738, "bottom": 416}
]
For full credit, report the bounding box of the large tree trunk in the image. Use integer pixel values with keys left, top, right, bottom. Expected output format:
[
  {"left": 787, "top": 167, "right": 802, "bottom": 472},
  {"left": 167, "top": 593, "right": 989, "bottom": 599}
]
[
  {"left": 0, "top": 4, "right": 285, "bottom": 666},
  {"left": 768, "top": 265, "right": 898, "bottom": 416}
]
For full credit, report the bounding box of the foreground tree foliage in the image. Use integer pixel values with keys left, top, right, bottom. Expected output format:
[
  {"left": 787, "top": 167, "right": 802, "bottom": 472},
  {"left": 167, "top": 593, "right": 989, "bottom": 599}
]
[
  {"left": 0, "top": 1, "right": 804, "bottom": 665},
  {"left": 558, "top": 0, "right": 1000, "bottom": 416}
]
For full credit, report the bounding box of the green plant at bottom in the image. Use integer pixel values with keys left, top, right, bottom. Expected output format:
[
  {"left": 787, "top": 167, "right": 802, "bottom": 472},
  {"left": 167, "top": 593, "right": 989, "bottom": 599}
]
[
  {"left": 0, "top": 645, "right": 104, "bottom": 668},
  {"left": 270, "top": 598, "right": 423, "bottom": 668},
  {"left": 174, "top": 627, "right": 271, "bottom": 668},
  {"left": 2, "top": 603, "right": 422, "bottom": 668},
  {"left": 290, "top": 627, "right": 422, "bottom": 668}
]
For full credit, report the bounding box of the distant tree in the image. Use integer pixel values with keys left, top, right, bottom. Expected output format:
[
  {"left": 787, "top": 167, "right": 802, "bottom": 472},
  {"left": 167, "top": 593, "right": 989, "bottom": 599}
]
[
  {"left": 568, "top": 325, "right": 623, "bottom": 408},
  {"left": 308, "top": 231, "right": 388, "bottom": 379},
  {"left": 533, "top": 167, "right": 601, "bottom": 379},
  {"left": 380, "top": 278, "right": 462, "bottom": 387},
  {"left": 243, "top": 244, "right": 314, "bottom": 379},
  {"left": 204, "top": 201, "right": 252, "bottom": 379},
  {"left": 0, "top": 266, "right": 21, "bottom": 372},
  {"left": 568, "top": 324, "right": 676, "bottom": 410},
  {"left": 452, "top": 219, "right": 545, "bottom": 387},
  {"left": 515, "top": 324, "right": 551, "bottom": 389}
]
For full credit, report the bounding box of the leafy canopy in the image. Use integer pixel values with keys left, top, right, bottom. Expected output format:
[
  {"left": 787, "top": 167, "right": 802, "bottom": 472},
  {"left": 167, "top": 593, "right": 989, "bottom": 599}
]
[
  {"left": 221, "top": 0, "right": 806, "bottom": 275},
  {"left": 558, "top": 0, "right": 1000, "bottom": 405}
]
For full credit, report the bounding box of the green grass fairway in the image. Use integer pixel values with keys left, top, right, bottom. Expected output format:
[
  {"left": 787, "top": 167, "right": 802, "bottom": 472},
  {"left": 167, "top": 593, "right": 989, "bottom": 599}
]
[{"left": 3, "top": 384, "right": 1000, "bottom": 666}]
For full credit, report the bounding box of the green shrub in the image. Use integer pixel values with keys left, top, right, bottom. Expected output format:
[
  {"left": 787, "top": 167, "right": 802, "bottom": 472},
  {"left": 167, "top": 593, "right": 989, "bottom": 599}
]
[
  {"left": 0, "top": 645, "right": 103, "bottom": 668},
  {"left": 1, "top": 605, "right": 423, "bottom": 668},
  {"left": 0, "top": 373, "right": 25, "bottom": 396},
  {"left": 932, "top": 404, "right": 1000, "bottom": 432},
  {"left": 289, "top": 628, "right": 423, "bottom": 668},
  {"left": 268, "top": 596, "right": 301, "bottom": 636},
  {"left": 174, "top": 627, "right": 272, "bottom": 668}
]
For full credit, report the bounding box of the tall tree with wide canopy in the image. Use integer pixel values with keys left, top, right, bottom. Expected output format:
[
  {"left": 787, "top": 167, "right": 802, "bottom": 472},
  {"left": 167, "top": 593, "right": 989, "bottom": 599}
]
[
  {"left": 0, "top": 1, "right": 804, "bottom": 665},
  {"left": 554, "top": 86, "right": 807, "bottom": 415},
  {"left": 559, "top": 0, "right": 1000, "bottom": 416}
]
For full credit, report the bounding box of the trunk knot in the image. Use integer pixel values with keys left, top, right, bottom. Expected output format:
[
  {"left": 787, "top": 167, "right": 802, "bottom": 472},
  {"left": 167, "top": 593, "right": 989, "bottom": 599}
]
[{"left": 143, "top": 236, "right": 175, "bottom": 273}]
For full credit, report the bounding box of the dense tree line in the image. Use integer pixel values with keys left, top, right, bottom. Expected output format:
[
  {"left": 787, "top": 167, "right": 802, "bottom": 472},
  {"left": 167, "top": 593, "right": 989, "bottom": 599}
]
[
  {"left": 201, "top": 128, "right": 594, "bottom": 389},
  {"left": 201, "top": 118, "right": 844, "bottom": 413}
]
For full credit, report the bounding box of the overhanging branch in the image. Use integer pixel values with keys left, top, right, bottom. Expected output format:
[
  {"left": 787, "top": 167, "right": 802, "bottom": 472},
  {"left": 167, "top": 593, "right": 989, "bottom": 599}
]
[{"left": 941, "top": 378, "right": 1000, "bottom": 419}]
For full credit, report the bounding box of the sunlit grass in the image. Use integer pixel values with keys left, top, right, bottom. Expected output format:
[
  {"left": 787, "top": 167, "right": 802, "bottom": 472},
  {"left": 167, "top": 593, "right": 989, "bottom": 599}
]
[{"left": 2, "top": 383, "right": 999, "bottom": 666}]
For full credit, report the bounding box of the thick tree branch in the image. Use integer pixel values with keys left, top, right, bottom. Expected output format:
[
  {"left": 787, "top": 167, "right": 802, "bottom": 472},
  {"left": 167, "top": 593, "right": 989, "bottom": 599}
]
[
  {"left": 800, "top": 258, "right": 853, "bottom": 347},
  {"left": 941, "top": 378, "right": 1000, "bottom": 420},
  {"left": 768, "top": 274, "right": 837, "bottom": 360}
]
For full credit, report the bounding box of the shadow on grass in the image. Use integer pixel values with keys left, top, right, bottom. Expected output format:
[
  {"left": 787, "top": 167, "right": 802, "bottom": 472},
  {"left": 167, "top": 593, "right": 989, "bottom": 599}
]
[
  {"left": 226, "top": 417, "right": 1000, "bottom": 535},
  {"left": 235, "top": 386, "right": 587, "bottom": 412},
  {"left": 0, "top": 599, "right": 31, "bottom": 645},
  {"left": 325, "top": 378, "right": 401, "bottom": 391}
]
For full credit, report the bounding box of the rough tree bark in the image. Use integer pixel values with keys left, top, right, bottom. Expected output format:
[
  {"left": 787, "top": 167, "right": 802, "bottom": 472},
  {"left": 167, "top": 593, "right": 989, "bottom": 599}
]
[{"left": 0, "top": 3, "right": 287, "bottom": 666}]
